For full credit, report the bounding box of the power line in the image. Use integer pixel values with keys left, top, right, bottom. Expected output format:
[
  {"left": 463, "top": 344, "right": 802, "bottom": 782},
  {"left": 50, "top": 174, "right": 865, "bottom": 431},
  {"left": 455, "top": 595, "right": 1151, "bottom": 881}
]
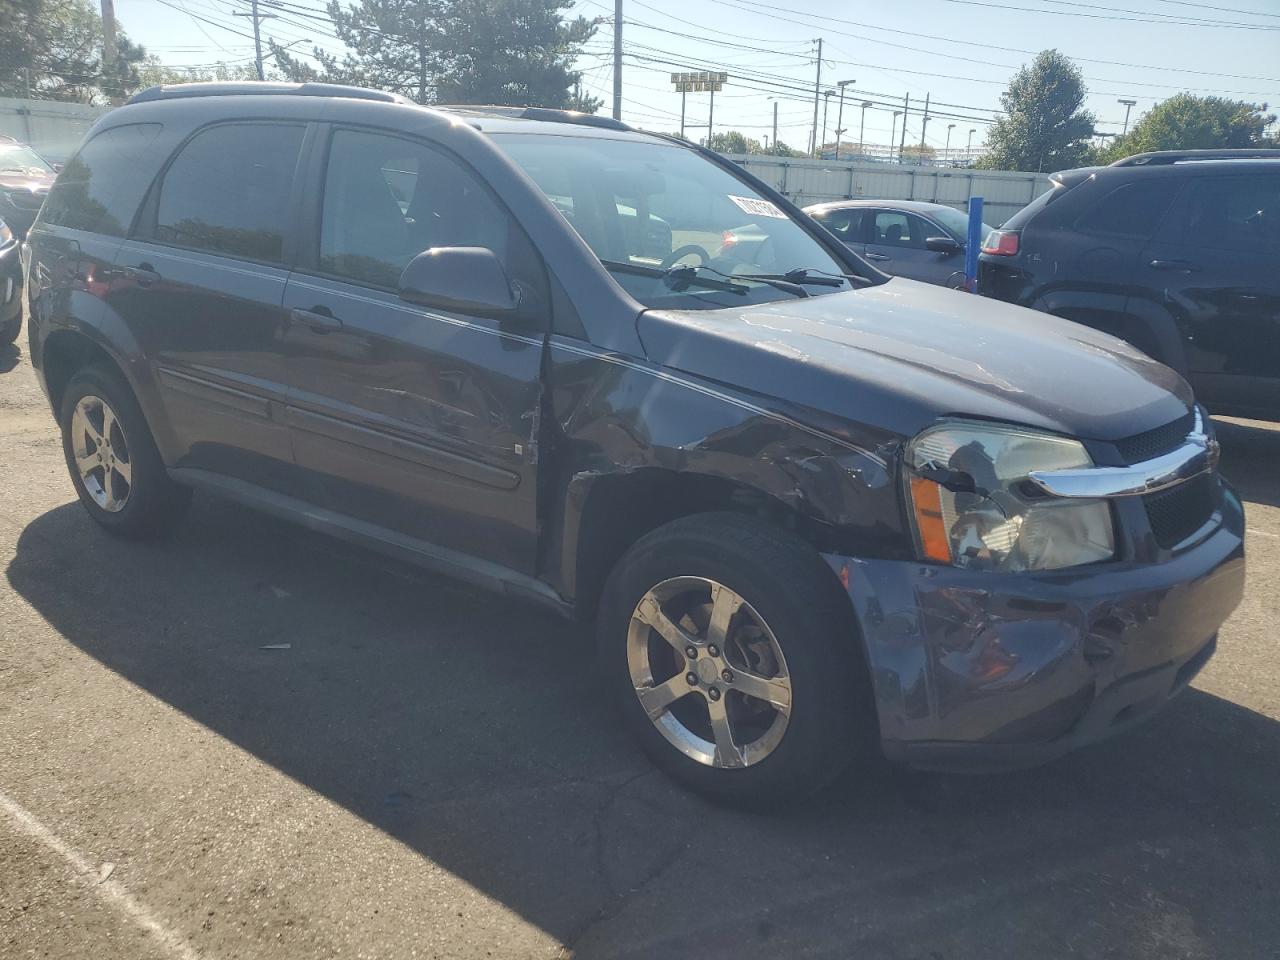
[{"left": 932, "top": 0, "right": 1280, "bottom": 29}]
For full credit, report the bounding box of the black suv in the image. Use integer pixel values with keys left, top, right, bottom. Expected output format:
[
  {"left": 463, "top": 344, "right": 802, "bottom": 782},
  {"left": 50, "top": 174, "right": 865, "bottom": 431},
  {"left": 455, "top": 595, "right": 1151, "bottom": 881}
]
[
  {"left": 25, "top": 84, "right": 1245, "bottom": 804},
  {"left": 979, "top": 150, "right": 1280, "bottom": 421}
]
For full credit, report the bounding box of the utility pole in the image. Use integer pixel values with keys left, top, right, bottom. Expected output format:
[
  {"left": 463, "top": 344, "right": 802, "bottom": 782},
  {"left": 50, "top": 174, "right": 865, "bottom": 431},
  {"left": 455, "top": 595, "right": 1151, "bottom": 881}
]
[
  {"left": 859, "top": 101, "right": 871, "bottom": 158},
  {"left": 810, "top": 38, "right": 822, "bottom": 158},
  {"left": 772, "top": 99, "right": 779, "bottom": 156},
  {"left": 233, "top": 0, "right": 277, "bottom": 80},
  {"left": 708, "top": 84, "right": 715, "bottom": 146},
  {"left": 679, "top": 87, "right": 686, "bottom": 138},
  {"left": 100, "top": 0, "right": 117, "bottom": 71},
  {"left": 918, "top": 92, "right": 931, "bottom": 161},
  {"left": 1118, "top": 98, "right": 1136, "bottom": 137},
  {"left": 898, "top": 94, "right": 910, "bottom": 164},
  {"left": 612, "top": 0, "right": 623, "bottom": 121},
  {"left": 890, "top": 110, "right": 902, "bottom": 162},
  {"left": 945, "top": 123, "right": 955, "bottom": 162}
]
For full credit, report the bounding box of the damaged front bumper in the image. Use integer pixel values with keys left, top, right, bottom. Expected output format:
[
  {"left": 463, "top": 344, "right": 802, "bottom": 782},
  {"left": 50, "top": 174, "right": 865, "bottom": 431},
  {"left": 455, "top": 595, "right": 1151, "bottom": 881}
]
[{"left": 823, "top": 486, "right": 1246, "bottom": 772}]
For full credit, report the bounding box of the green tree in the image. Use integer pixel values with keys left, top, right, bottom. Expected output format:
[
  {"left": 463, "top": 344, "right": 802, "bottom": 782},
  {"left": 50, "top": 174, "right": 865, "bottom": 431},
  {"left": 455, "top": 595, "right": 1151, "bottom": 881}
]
[
  {"left": 708, "top": 130, "right": 761, "bottom": 154},
  {"left": 976, "top": 49, "right": 1097, "bottom": 172},
  {"left": 135, "top": 56, "right": 260, "bottom": 88},
  {"left": 1099, "top": 94, "right": 1278, "bottom": 162},
  {"left": 898, "top": 143, "right": 937, "bottom": 165},
  {"left": 0, "top": 0, "right": 146, "bottom": 103},
  {"left": 270, "top": 0, "right": 597, "bottom": 108}
]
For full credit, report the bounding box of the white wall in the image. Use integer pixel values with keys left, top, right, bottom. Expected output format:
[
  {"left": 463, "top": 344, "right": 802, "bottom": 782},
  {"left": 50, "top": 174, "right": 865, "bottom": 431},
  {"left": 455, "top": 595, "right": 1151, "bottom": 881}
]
[
  {"left": 0, "top": 98, "right": 108, "bottom": 162},
  {"left": 726, "top": 154, "right": 1050, "bottom": 226}
]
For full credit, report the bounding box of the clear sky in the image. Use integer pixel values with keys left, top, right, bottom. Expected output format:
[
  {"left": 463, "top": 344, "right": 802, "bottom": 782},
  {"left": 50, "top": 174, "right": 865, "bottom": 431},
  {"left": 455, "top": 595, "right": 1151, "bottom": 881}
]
[{"left": 113, "top": 0, "right": 1280, "bottom": 157}]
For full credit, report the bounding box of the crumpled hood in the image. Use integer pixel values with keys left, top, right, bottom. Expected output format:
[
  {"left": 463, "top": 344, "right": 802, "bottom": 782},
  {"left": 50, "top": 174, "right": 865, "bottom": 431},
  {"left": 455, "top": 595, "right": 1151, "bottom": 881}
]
[{"left": 638, "top": 277, "right": 1194, "bottom": 442}]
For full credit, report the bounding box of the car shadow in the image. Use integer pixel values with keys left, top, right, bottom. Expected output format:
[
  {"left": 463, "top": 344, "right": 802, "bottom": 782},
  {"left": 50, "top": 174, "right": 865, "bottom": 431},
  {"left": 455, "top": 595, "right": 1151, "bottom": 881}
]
[
  {"left": 1215, "top": 416, "right": 1280, "bottom": 510},
  {"left": 7, "top": 496, "right": 1280, "bottom": 958},
  {"left": 0, "top": 343, "right": 19, "bottom": 374}
]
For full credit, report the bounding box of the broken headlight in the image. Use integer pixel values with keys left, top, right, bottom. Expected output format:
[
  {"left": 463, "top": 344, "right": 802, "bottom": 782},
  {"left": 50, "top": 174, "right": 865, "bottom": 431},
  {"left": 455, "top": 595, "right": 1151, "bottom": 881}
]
[{"left": 906, "top": 422, "right": 1114, "bottom": 572}]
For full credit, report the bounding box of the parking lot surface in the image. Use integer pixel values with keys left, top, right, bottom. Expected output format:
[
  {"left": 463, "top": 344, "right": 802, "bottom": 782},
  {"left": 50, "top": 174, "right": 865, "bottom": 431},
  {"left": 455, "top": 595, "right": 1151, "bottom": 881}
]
[{"left": 1, "top": 342, "right": 1278, "bottom": 960}]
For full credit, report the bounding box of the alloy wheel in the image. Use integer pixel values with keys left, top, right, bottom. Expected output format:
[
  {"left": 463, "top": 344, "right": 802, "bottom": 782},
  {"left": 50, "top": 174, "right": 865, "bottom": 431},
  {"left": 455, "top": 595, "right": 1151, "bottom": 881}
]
[
  {"left": 627, "top": 576, "right": 792, "bottom": 769},
  {"left": 70, "top": 395, "right": 132, "bottom": 513}
]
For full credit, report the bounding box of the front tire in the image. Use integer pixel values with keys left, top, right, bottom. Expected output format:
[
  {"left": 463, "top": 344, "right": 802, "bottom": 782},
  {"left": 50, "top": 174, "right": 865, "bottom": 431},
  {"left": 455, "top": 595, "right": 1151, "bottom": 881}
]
[
  {"left": 599, "top": 513, "right": 874, "bottom": 806},
  {"left": 59, "top": 364, "right": 191, "bottom": 538}
]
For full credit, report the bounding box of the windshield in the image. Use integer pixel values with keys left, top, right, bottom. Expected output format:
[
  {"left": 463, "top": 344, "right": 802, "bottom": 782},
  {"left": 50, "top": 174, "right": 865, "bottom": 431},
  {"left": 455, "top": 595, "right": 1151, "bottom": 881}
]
[
  {"left": 928, "top": 205, "right": 994, "bottom": 244},
  {"left": 0, "top": 144, "right": 53, "bottom": 177},
  {"left": 495, "top": 133, "right": 863, "bottom": 309}
]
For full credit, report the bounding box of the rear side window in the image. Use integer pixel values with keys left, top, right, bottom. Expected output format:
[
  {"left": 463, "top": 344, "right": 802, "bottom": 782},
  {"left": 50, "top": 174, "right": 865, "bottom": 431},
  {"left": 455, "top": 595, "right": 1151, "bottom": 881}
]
[
  {"left": 1169, "top": 175, "right": 1280, "bottom": 253},
  {"left": 1002, "top": 184, "right": 1063, "bottom": 231},
  {"left": 155, "top": 123, "right": 304, "bottom": 264},
  {"left": 41, "top": 123, "right": 163, "bottom": 236},
  {"left": 1075, "top": 180, "right": 1181, "bottom": 238}
]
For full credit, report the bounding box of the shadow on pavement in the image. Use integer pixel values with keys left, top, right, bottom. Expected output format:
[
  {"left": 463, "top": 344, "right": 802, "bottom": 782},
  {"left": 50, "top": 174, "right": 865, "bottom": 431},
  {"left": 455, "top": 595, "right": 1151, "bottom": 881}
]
[
  {"left": 6, "top": 452, "right": 1280, "bottom": 957},
  {"left": 0, "top": 343, "right": 20, "bottom": 374},
  {"left": 1215, "top": 416, "right": 1280, "bottom": 510}
]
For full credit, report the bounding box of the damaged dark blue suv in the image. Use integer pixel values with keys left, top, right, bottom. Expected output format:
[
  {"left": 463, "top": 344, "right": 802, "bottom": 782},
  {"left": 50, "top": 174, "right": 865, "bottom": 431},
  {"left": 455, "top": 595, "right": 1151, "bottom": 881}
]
[{"left": 25, "top": 83, "right": 1245, "bottom": 804}]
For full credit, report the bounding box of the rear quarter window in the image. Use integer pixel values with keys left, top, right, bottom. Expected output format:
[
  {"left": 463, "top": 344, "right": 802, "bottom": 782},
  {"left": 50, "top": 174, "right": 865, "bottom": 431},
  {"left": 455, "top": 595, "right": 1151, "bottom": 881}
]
[
  {"left": 1074, "top": 179, "right": 1182, "bottom": 239},
  {"left": 40, "top": 123, "right": 164, "bottom": 236}
]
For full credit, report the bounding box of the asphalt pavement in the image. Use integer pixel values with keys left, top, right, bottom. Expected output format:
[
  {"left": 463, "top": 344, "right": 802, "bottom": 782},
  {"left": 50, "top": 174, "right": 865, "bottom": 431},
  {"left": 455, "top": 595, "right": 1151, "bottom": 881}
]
[{"left": 1, "top": 339, "right": 1277, "bottom": 960}]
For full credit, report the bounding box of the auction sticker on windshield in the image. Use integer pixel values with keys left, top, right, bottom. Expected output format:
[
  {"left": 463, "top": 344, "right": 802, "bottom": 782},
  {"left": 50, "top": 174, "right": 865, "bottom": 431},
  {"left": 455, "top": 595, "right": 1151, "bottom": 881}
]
[{"left": 728, "top": 195, "right": 788, "bottom": 219}]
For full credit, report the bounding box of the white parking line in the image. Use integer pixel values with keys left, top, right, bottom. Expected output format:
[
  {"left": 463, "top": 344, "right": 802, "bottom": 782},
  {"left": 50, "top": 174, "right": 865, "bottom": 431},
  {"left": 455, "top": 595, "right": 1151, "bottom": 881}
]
[
  {"left": 0, "top": 789, "right": 203, "bottom": 960},
  {"left": 1248, "top": 528, "right": 1279, "bottom": 539}
]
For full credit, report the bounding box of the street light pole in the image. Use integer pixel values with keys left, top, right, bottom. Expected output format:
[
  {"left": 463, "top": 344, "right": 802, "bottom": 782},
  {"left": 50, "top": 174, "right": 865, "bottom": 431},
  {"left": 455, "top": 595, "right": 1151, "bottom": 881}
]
[
  {"left": 890, "top": 110, "right": 902, "bottom": 163},
  {"left": 945, "top": 123, "right": 955, "bottom": 162},
  {"left": 772, "top": 99, "right": 778, "bottom": 155},
  {"left": 834, "top": 79, "right": 853, "bottom": 161},
  {"left": 821, "top": 89, "right": 834, "bottom": 158},
  {"left": 859, "top": 101, "right": 871, "bottom": 158},
  {"left": 1118, "top": 98, "right": 1137, "bottom": 137},
  {"left": 967, "top": 128, "right": 975, "bottom": 162},
  {"left": 612, "top": 0, "right": 623, "bottom": 121}
]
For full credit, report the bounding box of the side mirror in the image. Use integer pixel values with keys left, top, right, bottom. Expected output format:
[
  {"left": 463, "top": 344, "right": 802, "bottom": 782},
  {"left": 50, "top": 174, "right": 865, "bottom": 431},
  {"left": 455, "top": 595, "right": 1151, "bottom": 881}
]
[
  {"left": 398, "top": 247, "right": 519, "bottom": 316},
  {"left": 925, "top": 235, "right": 963, "bottom": 254}
]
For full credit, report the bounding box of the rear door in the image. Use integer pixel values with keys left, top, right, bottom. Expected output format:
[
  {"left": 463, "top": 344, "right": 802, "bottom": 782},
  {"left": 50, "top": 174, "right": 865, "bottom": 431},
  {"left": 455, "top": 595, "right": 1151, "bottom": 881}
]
[
  {"left": 279, "top": 126, "right": 548, "bottom": 572},
  {"left": 111, "top": 121, "right": 307, "bottom": 489},
  {"left": 1140, "top": 171, "right": 1280, "bottom": 417}
]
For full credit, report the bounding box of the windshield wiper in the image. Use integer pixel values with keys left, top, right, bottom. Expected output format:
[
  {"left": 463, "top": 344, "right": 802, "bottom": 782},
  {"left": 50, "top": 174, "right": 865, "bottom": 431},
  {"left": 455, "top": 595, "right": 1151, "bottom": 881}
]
[
  {"left": 600, "top": 259, "right": 748, "bottom": 294},
  {"left": 672, "top": 262, "right": 811, "bottom": 298},
  {"left": 780, "top": 266, "right": 876, "bottom": 287}
]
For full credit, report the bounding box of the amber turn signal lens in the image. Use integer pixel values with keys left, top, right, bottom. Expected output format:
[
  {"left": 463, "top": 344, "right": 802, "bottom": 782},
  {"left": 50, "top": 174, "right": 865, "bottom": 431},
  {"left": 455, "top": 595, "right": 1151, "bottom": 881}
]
[{"left": 909, "top": 476, "right": 952, "bottom": 564}]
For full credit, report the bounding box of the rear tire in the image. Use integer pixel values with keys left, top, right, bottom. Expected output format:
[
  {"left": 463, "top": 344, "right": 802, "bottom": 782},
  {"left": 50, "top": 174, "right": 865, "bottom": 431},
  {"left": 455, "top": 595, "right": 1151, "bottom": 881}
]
[
  {"left": 0, "top": 313, "right": 19, "bottom": 346},
  {"left": 59, "top": 364, "right": 191, "bottom": 538},
  {"left": 599, "top": 513, "right": 875, "bottom": 807}
]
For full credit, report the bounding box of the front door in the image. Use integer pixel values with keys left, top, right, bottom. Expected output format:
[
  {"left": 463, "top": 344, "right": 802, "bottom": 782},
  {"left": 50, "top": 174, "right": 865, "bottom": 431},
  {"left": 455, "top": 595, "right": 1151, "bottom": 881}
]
[
  {"left": 280, "top": 126, "right": 548, "bottom": 572},
  {"left": 111, "top": 121, "right": 307, "bottom": 490},
  {"left": 863, "top": 209, "right": 952, "bottom": 284},
  {"left": 1140, "top": 172, "right": 1280, "bottom": 417}
]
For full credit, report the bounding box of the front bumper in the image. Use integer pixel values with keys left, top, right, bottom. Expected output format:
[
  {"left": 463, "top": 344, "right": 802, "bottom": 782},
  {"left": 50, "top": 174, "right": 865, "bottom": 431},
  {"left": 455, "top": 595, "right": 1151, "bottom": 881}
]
[
  {"left": 824, "top": 485, "right": 1246, "bottom": 772},
  {"left": 0, "top": 240, "right": 21, "bottom": 328}
]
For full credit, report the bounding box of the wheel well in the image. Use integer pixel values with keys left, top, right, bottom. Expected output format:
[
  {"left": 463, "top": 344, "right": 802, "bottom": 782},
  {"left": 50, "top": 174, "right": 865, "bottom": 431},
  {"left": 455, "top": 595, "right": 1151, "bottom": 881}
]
[
  {"left": 41, "top": 331, "right": 120, "bottom": 414},
  {"left": 571, "top": 469, "right": 833, "bottom": 619}
]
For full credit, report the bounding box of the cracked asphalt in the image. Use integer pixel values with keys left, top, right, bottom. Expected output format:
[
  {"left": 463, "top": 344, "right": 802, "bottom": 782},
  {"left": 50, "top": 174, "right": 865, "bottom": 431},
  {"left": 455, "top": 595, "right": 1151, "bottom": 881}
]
[{"left": 1, "top": 338, "right": 1278, "bottom": 960}]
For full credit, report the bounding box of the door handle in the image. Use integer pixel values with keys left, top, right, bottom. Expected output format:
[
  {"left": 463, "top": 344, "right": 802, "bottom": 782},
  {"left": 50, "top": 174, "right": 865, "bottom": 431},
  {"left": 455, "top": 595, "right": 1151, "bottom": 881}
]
[
  {"left": 291, "top": 307, "right": 343, "bottom": 333},
  {"left": 1148, "top": 259, "right": 1199, "bottom": 273},
  {"left": 864, "top": 252, "right": 891, "bottom": 262},
  {"left": 123, "top": 263, "right": 160, "bottom": 286}
]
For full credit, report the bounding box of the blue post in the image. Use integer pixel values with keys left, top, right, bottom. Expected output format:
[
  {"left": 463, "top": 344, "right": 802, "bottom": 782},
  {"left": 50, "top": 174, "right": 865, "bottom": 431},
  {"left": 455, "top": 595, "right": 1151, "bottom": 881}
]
[{"left": 964, "top": 196, "right": 983, "bottom": 293}]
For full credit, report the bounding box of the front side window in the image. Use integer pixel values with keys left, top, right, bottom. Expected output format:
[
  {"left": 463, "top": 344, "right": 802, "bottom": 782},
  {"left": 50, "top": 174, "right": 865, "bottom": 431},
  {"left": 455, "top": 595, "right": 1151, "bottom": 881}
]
[
  {"left": 870, "top": 211, "right": 925, "bottom": 249},
  {"left": 496, "top": 133, "right": 862, "bottom": 309},
  {"left": 41, "top": 123, "right": 164, "bottom": 236},
  {"left": 0, "top": 143, "right": 54, "bottom": 177},
  {"left": 155, "top": 123, "right": 304, "bottom": 263},
  {"left": 318, "top": 128, "right": 527, "bottom": 290}
]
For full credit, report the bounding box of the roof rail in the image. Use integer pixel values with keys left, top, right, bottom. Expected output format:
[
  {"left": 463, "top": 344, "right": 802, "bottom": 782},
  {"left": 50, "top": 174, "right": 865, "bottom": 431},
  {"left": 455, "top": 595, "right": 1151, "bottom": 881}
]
[
  {"left": 1111, "top": 148, "right": 1280, "bottom": 167},
  {"left": 436, "top": 105, "right": 632, "bottom": 131},
  {"left": 127, "top": 81, "right": 411, "bottom": 106}
]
